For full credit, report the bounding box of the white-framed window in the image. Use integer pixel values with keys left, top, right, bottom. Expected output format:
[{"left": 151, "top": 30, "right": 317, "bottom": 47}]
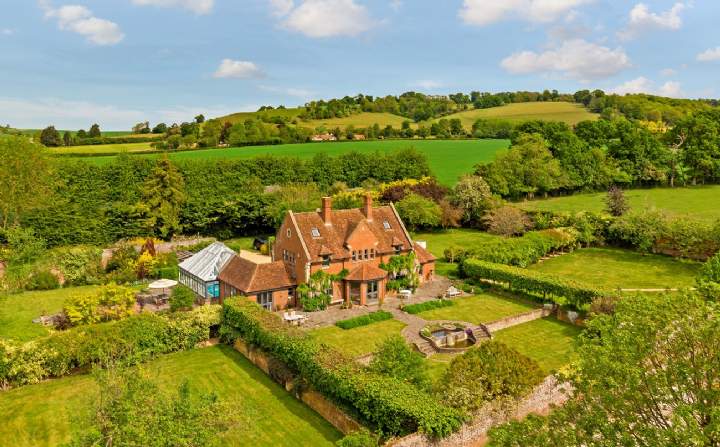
[
  {"left": 352, "top": 251, "right": 357, "bottom": 261},
  {"left": 383, "top": 220, "right": 391, "bottom": 230},
  {"left": 286, "top": 229, "right": 291, "bottom": 238},
  {"left": 257, "top": 291, "right": 273, "bottom": 311},
  {"left": 367, "top": 280, "right": 379, "bottom": 301},
  {"left": 311, "top": 227, "right": 321, "bottom": 238}
]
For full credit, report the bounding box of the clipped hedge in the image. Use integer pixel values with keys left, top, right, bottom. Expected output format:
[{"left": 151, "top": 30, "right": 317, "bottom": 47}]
[
  {"left": 462, "top": 259, "right": 609, "bottom": 310},
  {"left": 335, "top": 311, "right": 393, "bottom": 330},
  {"left": 0, "top": 305, "right": 221, "bottom": 389},
  {"left": 220, "top": 299, "right": 465, "bottom": 438},
  {"left": 403, "top": 299, "right": 455, "bottom": 315},
  {"left": 446, "top": 228, "right": 579, "bottom": 269}
]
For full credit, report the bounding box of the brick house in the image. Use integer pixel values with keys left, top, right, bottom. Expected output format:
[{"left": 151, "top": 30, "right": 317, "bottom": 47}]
[{"left": 218, "top": 195, "right": 436, "bottom": 311}]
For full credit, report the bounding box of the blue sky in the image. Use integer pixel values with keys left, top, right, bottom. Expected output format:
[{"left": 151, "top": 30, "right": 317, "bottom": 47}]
[{"left": 1, "top": 0, "right": 719, "bottom": 130}]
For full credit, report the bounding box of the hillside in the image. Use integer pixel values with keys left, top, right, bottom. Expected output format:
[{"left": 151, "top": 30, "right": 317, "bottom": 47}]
[{"left": 439, "top": 102, "right": 598, "bottom": 129}]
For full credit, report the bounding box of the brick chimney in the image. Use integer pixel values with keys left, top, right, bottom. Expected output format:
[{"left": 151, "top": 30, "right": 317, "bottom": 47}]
[
  {"left": 321, "top": 197, "right": 332, "bottom": 225},
  {"left": 363, "top": 194, "right": 373, "bottom": 221}
]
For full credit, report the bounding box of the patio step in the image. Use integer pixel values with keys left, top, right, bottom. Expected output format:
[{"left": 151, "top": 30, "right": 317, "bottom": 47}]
[{"left": 414, "top": 339, "right": 437, "bottom": 357}]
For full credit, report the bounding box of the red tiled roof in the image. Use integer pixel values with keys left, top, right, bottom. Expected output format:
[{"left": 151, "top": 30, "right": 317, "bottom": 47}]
[
  {"left": 291, "top": 205, "right": 413, "bottom": 262},
  {"left": 345, "top": 263, "right": 388, "bottom": 281},
  {"left": 413, "top": 242, "right": 436, "bottom": 264},
  {"left": 219, "top": 256, "right": 295, "bottom": 293}
]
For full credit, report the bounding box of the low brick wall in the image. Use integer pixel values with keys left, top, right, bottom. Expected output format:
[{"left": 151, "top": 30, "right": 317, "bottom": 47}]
[
  {"left": 386, "top": 376, "right": 572, "bottom": 447},
  {"left": 484, "top": 307, "right": 553, "bottom": 333},
  {"left": 233, "top": 339, "right": 362, "bottom": 435}
]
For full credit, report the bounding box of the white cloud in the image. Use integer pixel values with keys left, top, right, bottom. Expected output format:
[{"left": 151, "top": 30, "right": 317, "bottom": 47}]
[
  {"left": 500, "top": 39, "right": 630, "bottom": 81},
  {"left": 276, "top": 0, "right": 376, "bottom": 38},
  {"left": 618, "top": 2, "right": 686, "bottom": 40},
  {"left": 459, "top": 0, "right": 593, "bottom": 26},
  {"left": 411, "top": 80, "right": 444, "bottom": 90},
  {"left": 42, "top": 4, "right": 124, "bottom": 45},
  {"left": 660, "top": 68, "right": 677, "bottom": 77},
  {"left": 213, "top": 59, "right": 265, "bottom": 79},
  {"left": 610, "top": 77, "right": 683, "bottom": 98},
  {"left": 269, "top": 0, "right": 295, "bottom": 16},
  {"left": 131, "top": 0, "right": 214, "bottom": 15},
  {"left": 0, "top": 96, "right": 248, "bottom": 129},
  {"left": 697, "top": 47, "right": 720, "bottom": 62},
  {"left": 2, "top": 28, "right": 14, "bottom": 36}
]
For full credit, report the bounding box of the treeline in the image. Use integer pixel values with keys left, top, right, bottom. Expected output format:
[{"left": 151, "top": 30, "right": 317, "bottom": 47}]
[
  {"left": 21, "top": 149, "right": 430, "bottom": 246},
  {"left": 476, "top": 112, "right": 720, "bottom": 199}
]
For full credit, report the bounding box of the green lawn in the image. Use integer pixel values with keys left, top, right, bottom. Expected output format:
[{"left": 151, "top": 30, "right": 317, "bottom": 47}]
[
  {"left": 517, "top": 186, "right": 720, "bottom": 222},
  {"left": 309, "top": 319, "right": 407, "bottom": 358},
  {"left": 0, "top": 286, "right": 101, "bottom": 342},
  {"left": 66, "top": 139, "right": 509, "bottom": 186},
  {"left": 441, "top": 102, "right": 598, "bottom": 129},
  {"left": 416, "top": 293, "right": 537, "bottom": 325},
  {"left": 493, "top": 317, "right": 582, "bottom": 374},
  {"left": 528, "top": 247, "right": 702, "bottom": 290},
  {"left": 0, "top": 345, "right": 342, "bottom": 447}
]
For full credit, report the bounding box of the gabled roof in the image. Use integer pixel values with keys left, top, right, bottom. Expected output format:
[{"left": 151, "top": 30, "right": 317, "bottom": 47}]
[
  {"left": 345, "top": 263, "right": 388, "bottom": 281},
  {"left": 291, "top": 206, "right": 413, "bottom": 262},
  {"left": 179, "top": 242, "right": 235, "bottom": 282},
  {"left": 413, "top": 242, "right": 436, "bottom": 264},
  {"left": 219, "top": 255, "right": 295, "bottom": 293}
]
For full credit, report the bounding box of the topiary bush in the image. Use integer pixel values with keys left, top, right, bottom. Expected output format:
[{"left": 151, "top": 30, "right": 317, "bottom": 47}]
[
  {"left": 436, "top": 341, "right": 544, "bottom": 413},
  {"left": 335, "top": 311, "right": 393, "bottom": 330}
]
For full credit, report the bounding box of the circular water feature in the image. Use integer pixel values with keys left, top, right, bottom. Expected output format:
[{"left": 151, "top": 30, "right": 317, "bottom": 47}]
[{"left": 420, "top": 322, "right": 477, "bottom": 351}]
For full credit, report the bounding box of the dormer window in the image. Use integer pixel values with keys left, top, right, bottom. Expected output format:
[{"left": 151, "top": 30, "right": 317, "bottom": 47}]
[
  {"left": 322, "top": 255, "right": 331, "bottom": 267},
  {"left": 394, "top": 245, "right": 402, "bottom": 255},
  {"left": 311, "top": 227, "right": 321, "bottom": 238},
  {"left": 383, "top": 220, "right": 391, "bottom": 230}
]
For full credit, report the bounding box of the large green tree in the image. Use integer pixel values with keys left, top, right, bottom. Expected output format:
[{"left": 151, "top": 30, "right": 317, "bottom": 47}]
[
  {"left": 39, "top": 125, "right": 61, "bottom": 147},
  {"left": 489, "top": 292, "right": 720, "bottom": 447},
  {"left": 0, "top": 135, "right": 55, "bottom": 229},
  {"left": 142, "top": 156, "right": 186, "bottom": 239}
]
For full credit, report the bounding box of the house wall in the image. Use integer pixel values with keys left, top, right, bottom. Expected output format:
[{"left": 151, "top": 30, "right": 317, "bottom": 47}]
[
  {"left": 420, "top": 261, "right": 435, "bottom": 283},
  {"left": 274, "top": 214, "right": 310, "bottom": 283},
  {"left": 219, "top": 282, "right": 292, "bottom": 311}
]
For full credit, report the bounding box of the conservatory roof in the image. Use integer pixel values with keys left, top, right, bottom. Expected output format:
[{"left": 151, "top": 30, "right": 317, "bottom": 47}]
[{"left": 179, "top": 242, "right": 236, "bottom": 282}]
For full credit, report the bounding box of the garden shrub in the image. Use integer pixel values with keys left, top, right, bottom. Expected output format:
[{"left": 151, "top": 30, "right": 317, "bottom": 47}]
[
  {"left": 27, "top": 270, "right": 60, "bottom": 290},
  {"left": 50, "top": 245, "right": 103, "bottom": 286},
  {"left": 0, "top": 305, "right": 220, "bottom": 388},
  {"left": 462, "top": 259, "right": 609, "bottom": 310},
  {"left": 63, "top": 283, "right": 136, "bottom": 326},
  {"left": 170, "top": 285, "right": 196, "bottom": 312},
  {"left": 483, "top": 206, "right": 533, "bottom": 237},
  {"left": 403, "top": 299, "right": 454, "bottom": 315},
  {"left": 335, "top": 311, "right": 393, "bottom": 330},
  {"left": 336, "top": 429, "right": 380, "bottom": 447},
  {"left": 220, "top": 299, "right": 465, "bottom": 438},
  {"left": 697, "top": 252, "right": 720, "bottom": 300},
  {"left": 369, "top": 335, "right": 430, "bottom": 390},
  {"left": 436, "top": 341, "right": 544, "bottom": 413},
  {"left": 446, "top": 228, "right": 579, "bottom": 269}
]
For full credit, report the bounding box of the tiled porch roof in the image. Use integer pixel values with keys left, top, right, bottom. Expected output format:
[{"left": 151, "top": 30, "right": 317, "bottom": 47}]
[{"left": 345, "top": 263, "right": 388, "bottom": 281}]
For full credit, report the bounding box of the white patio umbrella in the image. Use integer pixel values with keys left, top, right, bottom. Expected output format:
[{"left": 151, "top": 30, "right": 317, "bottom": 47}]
[{"left": 148, "top": 279, "right": 178, "bottom": 298}]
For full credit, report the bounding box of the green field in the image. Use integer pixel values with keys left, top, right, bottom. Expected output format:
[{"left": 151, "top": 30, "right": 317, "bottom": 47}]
[
  {"left": 68, "top": 139, "right": 509, "bottom": 185},
  {"left": 0, "top": 286, "right": 101, "bottom": 342},
  {"left": 309, "top": 319, "right": 407, "bottom": 358},
  {"left": 412, "top": 229, "right": 502, "bottom": 276},
  {"left": 518, "top": 186, "right": 720, "bottom": 222},
  {"left": 441, "top": 102, "right": 598, "bottom": 129},
  {"left": 493, "top": 317, "right": 582, "bottom": 374},
  {"left": 529, "top": 247, "right": 702, "bottom": 290},
  {"left": 416, "top": 293, "right": 537, "bottom": 325},
  {"left": 305, "top": 112, "right": 412, "bottom": 130},
  {"left": 49, "top": 141, "right": 156, "bottom": 155},
  {"left": 0, "top": 346, "right": 341, "bottom": 447}
]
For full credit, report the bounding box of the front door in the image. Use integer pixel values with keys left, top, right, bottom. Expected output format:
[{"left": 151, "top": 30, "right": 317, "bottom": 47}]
[{"left": 350, "top": 283, "right": 361, "bottom": 305}]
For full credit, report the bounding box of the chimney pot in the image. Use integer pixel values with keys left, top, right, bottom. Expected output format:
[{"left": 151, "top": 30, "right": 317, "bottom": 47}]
[
  {"left": 363, "top": 194, "right": 373, "bottom": 221},
  {"left": 321, "top": 197, "right": 332, "bottom": 225}
]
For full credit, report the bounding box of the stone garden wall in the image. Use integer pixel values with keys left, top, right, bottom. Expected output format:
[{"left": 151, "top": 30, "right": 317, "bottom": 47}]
[{"left": 484, "top": 307, "right": 554, "bottom": 333}]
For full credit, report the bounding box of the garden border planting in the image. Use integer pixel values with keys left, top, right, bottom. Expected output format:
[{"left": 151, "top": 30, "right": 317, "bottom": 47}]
[{"left": 403, "top": 299, "right": 455, "bottom": 315}]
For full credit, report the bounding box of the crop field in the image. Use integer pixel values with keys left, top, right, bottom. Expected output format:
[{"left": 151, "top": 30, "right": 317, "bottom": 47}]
[
  {"left": 69, "top": 139, "right": 509, "bottom": 185},
  {"left": 517, "top": 186, "right": 720, "bottom": 222},
  {"left": 49, "top": 141, "right": 156, "bottom": 155},
  {"left": 0, "top": 286, "right": 102, "bottom": 342},
  {"left": 529, "top": 247, "right": 702, "bottom": 290},
  {"left": 0, "top": 345, "right": 342, "bottom": 447},
  {"left": 441, "top": 102, "right": 598, "bottom": 129}
]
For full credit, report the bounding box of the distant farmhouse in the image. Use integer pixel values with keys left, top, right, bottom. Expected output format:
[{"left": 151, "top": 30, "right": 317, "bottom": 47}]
[{"left": 310, "top": 133, "right": 338, "bottom": 142}]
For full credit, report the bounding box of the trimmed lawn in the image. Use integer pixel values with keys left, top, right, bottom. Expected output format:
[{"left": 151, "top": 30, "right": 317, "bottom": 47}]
[
  {"left": 517, "top": 186, "right": 720, "bottom": 222},
  {"left": 528, "top": 247, "right": 702, "bottom": 290},
  {"left": 493, "top": 317, "right": 582, "bottom": 374},
  {"left": 0, "top": 345, "right": 342, "bottom": 447},
  {"left": 66, "top": 139, "right": 509, "bottom": 186},
  {"left": 416, "top": 293, "right": 537, "bottom": 325},
  {"left": 309, "top": 319, "right": 407, "bottom": 358},
  {"left": 424, "top": 353, "right": 457, "bottom": 385},
  {"left": 0, "top": 286, "right": 101, "bottom": 342}
]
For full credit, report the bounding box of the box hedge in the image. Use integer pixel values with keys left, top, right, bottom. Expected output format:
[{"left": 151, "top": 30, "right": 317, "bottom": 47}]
[
  {"left": 335, "top": 311, "right": 393, "bottom": 330},
  {"left": 220, "top": 299, "right": 465, "bottom": 438},
  {"left": 402, "top": 299, "right": 455, "bottom": 315}
]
